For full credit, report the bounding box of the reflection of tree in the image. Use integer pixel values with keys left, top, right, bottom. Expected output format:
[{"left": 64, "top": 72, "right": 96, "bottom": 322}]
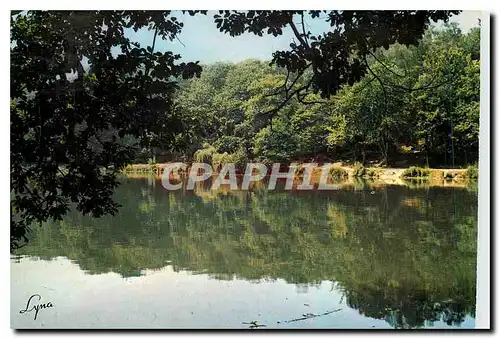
[
  {"left": 15, "top": 178, "right": 477, "bottom": 328},
  {"left": 327, "top": 204, "right": 348, "bottom": 238},
  {"left": 344, "top": 283, "right": 471, "bottom": 329}
]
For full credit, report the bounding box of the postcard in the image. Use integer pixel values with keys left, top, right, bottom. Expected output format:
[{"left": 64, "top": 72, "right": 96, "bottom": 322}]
[{"left": 10, "top": 9, "right": 489, "bottom": 330}]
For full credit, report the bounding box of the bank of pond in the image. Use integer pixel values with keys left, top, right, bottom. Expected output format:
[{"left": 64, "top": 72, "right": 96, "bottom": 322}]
[{"left": 122, "top": 162, "right": 477, "bottom": 190}]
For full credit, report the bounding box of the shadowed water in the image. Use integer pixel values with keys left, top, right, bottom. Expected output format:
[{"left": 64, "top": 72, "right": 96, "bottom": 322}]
[{"left": 11, "top": 177, "right": 478, "bottom": 329}]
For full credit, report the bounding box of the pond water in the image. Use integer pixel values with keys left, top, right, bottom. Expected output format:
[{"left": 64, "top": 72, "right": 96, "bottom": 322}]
[{"left": 11, "top": 178, "right": 478, "bottom": 329}]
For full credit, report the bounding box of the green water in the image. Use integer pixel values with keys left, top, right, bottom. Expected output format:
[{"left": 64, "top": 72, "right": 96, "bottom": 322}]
[{"left": 11, "top": 178, "right": 477, "bottom": 329}]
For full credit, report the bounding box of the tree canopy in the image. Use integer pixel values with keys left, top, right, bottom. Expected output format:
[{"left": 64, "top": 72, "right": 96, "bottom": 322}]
[
  {"left": 10, "top": 10, "right": 203, "bottom": 250},
  {"left": 169, "top": 24, "right": 479, "bottom": 167}
]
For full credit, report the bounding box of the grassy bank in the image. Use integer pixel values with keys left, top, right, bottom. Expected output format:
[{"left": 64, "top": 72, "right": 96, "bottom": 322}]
[{"left": 122, "top": 163, "right": 477, "bottom": 188}]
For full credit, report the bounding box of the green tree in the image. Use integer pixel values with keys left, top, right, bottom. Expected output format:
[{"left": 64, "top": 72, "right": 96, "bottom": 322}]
[
  {"left": 10, "top": 11, "right": 202, "bottom": 250},
  {"left": 410, "top": 25, "right": 480, "bottom": 166},
  {"left": 214, "top": 10, "right": 460, "bottom": 103},
  {"left": 324, "top": 24, "right": 479, "bottom": 166},
  {"left": 11, "top": 10, "right": 467, "bottom": 250}
]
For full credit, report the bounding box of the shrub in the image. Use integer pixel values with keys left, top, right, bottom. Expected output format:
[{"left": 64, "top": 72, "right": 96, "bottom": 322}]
[
  {"left": 133, "top": 147, "right": 153, "bottom": 164},
  {"left": 194, "top": 143, "right": 217, "bottom": 163},
  {"left": 329, "top": 167, "right": 348, "bottom": 180},
  {"left": 228, "top": 150, "right": 247, "bottom": 169},
  {"left": 365, "top": 168, "right": 379, "bottom": 178},
  {"left": 399, "top": 145, "right": 413, "bottom": 154},
  {"left": 352, "top": 163, "right": 379, "bottom": 178},
  {"left": 467, "top": 163, "right": 478, "bottom": 180},
  {"left": 352, "top": 162, "right": 366, "bottom": 177},
  {"left": 211, "top": 152, "right": 229, "bottom": 170},
  {"left": 211, "top": 150, "right": 248, "bottom": 172},
  {"left": 401, "top": 166, "right": 430, "bottom": 179}
]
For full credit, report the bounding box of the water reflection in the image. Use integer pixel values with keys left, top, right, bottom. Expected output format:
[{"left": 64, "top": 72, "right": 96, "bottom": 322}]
[{"left": 12, "top": 177, "right": 478, "bottom": 329}]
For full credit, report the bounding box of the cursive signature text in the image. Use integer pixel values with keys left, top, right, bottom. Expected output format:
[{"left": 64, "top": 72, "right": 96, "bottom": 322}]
[{"left": 19, "top": 294, "right": 54, "bottom": 320}]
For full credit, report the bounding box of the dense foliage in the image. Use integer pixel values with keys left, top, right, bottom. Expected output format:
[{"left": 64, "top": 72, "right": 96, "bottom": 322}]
[
  {"left": 11, "top": 10, "right": 471, "bottom": 250},
  {"left": 213, "top": 10, "right": 460, "bottom": 99},
  {"left": 10, "top": 11, "right": 203, "bottom": 250},
  {"left": 163, "top": 24, "right": 480, "bottom": 168}
]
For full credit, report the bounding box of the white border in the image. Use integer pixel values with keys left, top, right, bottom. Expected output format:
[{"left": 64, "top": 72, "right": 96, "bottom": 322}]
[
  {"left": 475, "top": 11, "right": 491, "bottom": 330},
  {"left": 0, "top": 1, "right": 494, "bottom": 10}
]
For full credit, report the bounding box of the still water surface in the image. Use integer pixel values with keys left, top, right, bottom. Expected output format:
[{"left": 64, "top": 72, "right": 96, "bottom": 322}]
[{"left": 11, "top": 178, "right": 478, "bottom": 329}]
